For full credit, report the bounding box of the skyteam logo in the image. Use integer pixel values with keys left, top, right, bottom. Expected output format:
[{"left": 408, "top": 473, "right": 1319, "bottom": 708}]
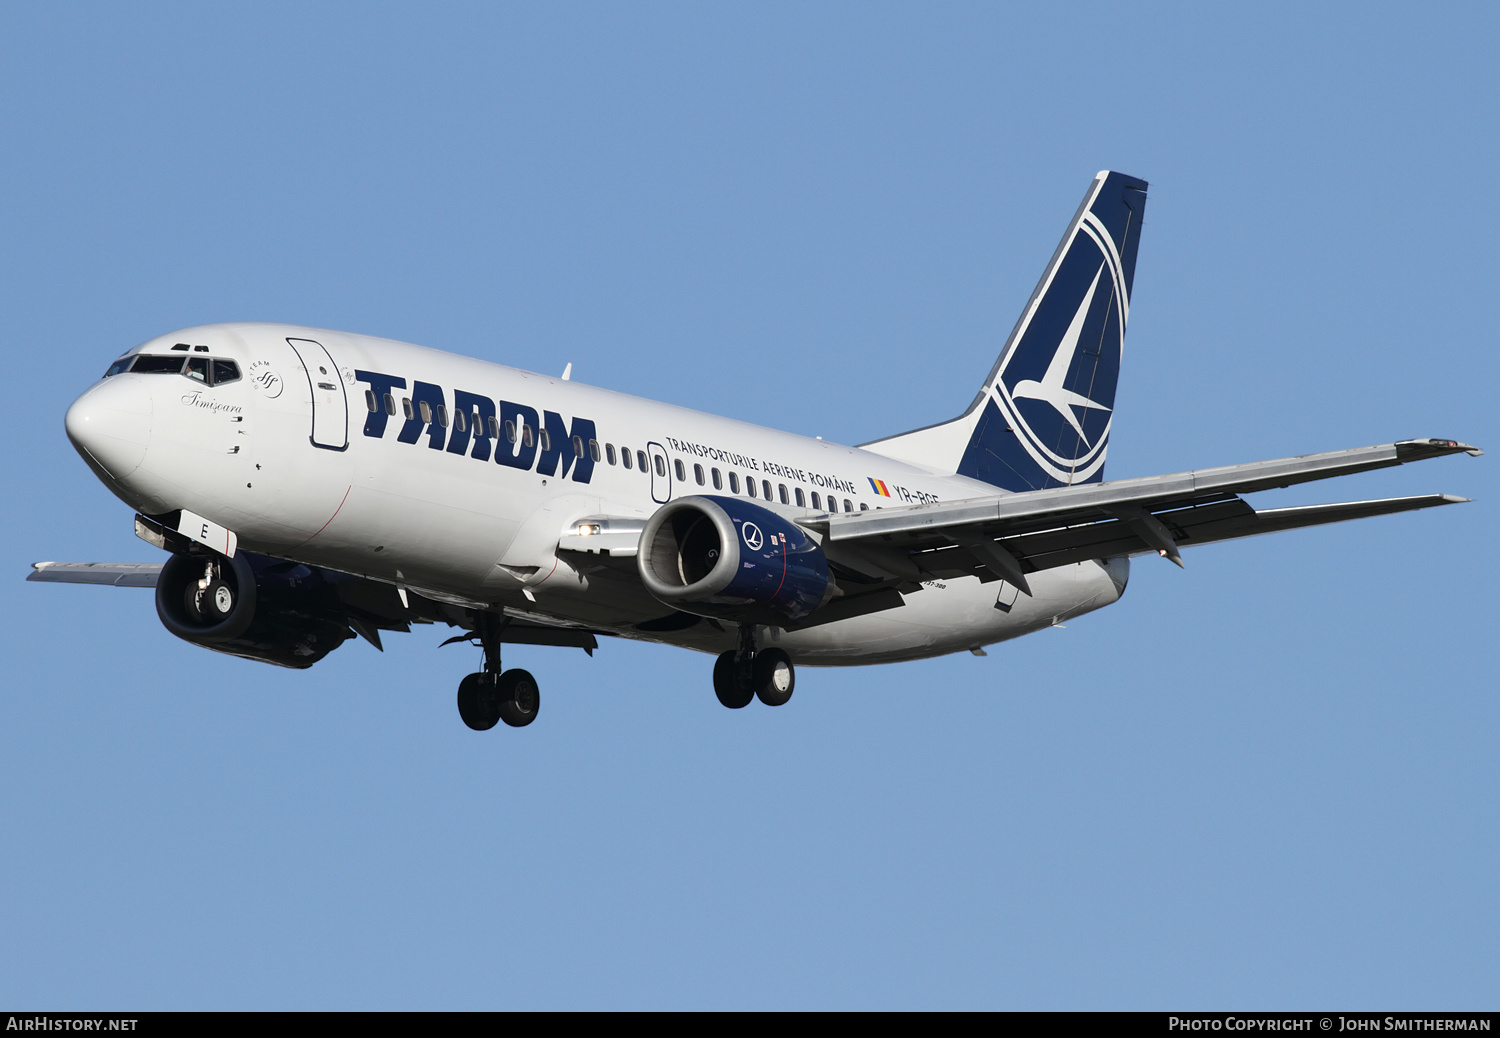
[{"left": 957, "top": 172, "right": 1145, "bottom": 492}]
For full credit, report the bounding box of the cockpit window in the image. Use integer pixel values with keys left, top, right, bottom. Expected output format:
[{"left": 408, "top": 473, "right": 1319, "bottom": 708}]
[
  {"left": 131, "top": 355, "right": 186, "bottom": 374},
  {"left": 110, "top": 354, "right": 242, "bottom": 386}
]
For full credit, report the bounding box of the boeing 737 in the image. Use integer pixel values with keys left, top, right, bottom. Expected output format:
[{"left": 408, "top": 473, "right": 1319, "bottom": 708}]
[{"left": 32, "top": 171, "right": 1480, "bottom": 730}]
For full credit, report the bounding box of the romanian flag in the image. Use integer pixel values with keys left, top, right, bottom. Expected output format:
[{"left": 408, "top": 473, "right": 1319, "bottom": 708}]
[{"left": 868, "top": 477, "right": 891, "bottom": 497}]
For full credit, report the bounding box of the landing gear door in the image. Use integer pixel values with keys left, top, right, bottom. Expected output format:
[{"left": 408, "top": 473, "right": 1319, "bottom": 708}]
[
  {"left": 647, "top": 441, "right": 671, "bottom": 503},
  {"left": 286, "top": 337, "right": 349, "bottom": 451}
]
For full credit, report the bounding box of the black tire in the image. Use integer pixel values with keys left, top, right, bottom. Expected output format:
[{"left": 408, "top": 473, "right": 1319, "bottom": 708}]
[
  {"left": 713, "top": 651, "right": 754, "bottom": 709},
  {"left": 753, "top": 648, "right": 794, "bottom": 707},
  {"left": 185, "top": 574, "right": 234, "bottom": 624},
  {"left": 457, "top": 672, "right": 501, "bottom": 731},
  {"left": 497, "top": 669, "right": 540, "bottom": 728}
]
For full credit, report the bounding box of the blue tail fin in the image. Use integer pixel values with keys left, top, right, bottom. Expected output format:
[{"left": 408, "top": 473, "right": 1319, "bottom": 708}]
[{"left": 862, "top": 171, "right": 1147, "bottom": 491}]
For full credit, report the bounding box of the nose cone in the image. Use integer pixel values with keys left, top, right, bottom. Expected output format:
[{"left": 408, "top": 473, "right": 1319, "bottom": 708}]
[{"left": 66, "top": 377, "right": 153, "bottom": 480}]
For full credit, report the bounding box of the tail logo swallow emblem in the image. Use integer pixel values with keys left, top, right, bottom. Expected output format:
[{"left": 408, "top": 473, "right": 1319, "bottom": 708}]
[{"left": 1011, "top": 262, "right": 1114, "bottom": 443}]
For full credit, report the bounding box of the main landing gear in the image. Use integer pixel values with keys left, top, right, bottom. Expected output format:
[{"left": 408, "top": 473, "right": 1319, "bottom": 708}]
[
  {"left": 713, "top": 626, "right": 795, "bottom": 709},
  {"left": 456, "top": 614, "right": 539, "bottom": 730}
]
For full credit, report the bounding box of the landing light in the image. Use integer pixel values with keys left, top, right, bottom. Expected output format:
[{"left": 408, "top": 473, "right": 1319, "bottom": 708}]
[{"left": 576, "top": 523, "right": 601, "bottom": 537}]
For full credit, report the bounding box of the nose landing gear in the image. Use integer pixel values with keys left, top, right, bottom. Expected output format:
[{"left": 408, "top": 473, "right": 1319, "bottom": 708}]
[
  {"left": 456, "top": 613, "right": 540, "bottom": 730},
  {"left": 184, "top": 558, "right": 237, "bottom": 624}
]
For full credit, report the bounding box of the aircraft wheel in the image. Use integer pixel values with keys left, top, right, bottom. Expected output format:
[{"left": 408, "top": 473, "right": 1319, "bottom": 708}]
[
  {"left": 713, "top": 651, "right": 754, "bottom": 709},
  {"left": 186, "top": 576, "right": 235, "bottom": 623},
  {"left": 753, "top": 648, "right": 795, "bottom": 707},
  {"left": 457, "top": 672, "right": 502, "bottom": 731},
  {"left": 497, "top": 669, "right": 540, "bottom": 728}
]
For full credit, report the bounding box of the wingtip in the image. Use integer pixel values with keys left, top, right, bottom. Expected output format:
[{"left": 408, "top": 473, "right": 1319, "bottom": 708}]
[{"left": 1396, "top": 438, "right": 1483, "bottom": 460}]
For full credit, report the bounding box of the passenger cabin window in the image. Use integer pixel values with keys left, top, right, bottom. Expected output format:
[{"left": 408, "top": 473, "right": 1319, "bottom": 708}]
[
  {"left": 621, "top": 447, "right": 631, "bottom": 469},
  {"left": 844, "top": 499, "right": 853, "bottom": 512},
  {"left": 728, "top": 472, "right": 739, "bottom": 493},
  {"left": 778, "top": 484, "right": 789, "bottom": 505},
  {"left": 573, "top": 435, "right": 584, "bottom": 458},
  {"left": 455, "top": 410, "right": 466, "bottom": 432},
  {"left": 746, "top": 478, "right": 756, "bottom": 498},
  {"left": 365, "top": 390, "right": 378, "bottom": 412},
  {"left": 504, "top": 420, "right": 517, "bottom": 444},
  {"left": 539, "top": 429, "right": 550, "bottom": 451},
  {"left": 489, "top": 417, "right": 501, "bottom": 439},
  {"left": 860, "top": 503, "right": 869, "bottom": 511},
  {"left": 694, "top": 463, "right": 705, "bottom": 486},
  {"left": 637, "top": 450, "right": 648, "bottom": 472},
  {"left": 589, "top": 439, "right": 601, "bottom": 462},
  {"left": 523, "top": 425, "right": 535, "bottom": 448},
  {"left": 674, "top": 459, "right": 685, "bottom": 481},
  {"left": 606, "top": 443, "right": 617, "bottom": 465},
  {"left": 795, "top": 488, "right": 805, "bottom": 507},
  {"left": 419, "top": 401, "right": 432, "bottom": 424},
  {"left": 762, "top": 480, "right": 772, "bottom": 500},
  {"left": 712, "top": 468, "right": 722, "bottom": 489},
  {"left": 811, "top": 492, "right": 821, "bottom": 510},
  {"left": 384, "top": 394, "right": 396, "bottom": 416},
  {"left": 403, "top": 398, "right": 414, "bottom": 420},
  {"left": 654, "top": 455, "right": 666, "bottom": 477}
]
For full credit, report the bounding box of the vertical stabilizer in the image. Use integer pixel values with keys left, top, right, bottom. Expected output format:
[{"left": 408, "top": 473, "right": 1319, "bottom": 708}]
[{"left": 862, "top": 171, "right": 1147, "bottom": 491}]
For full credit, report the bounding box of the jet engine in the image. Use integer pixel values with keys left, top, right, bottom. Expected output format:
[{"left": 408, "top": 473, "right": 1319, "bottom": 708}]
[
  {"left": 155, "top": 550, "right": 353, "bottom": 668},
  {"left": 637, "top": 496, "right": 832, "bottom": 626}
]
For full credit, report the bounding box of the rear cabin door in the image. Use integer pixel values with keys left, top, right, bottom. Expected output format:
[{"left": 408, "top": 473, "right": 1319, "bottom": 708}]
[{"left": 286, "top": 338, "right": 349, "bottom": 451}]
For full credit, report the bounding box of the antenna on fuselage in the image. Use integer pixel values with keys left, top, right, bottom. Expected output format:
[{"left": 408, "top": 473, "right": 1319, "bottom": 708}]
[{"left": 561, "top": 363, "right": 572, "bottom": 381}]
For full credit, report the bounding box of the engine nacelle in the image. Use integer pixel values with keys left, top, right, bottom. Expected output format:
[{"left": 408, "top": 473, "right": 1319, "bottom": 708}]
[
  {"left": 637, "top": 496, "right": 831, "bottom": 626},
  {"left": 155, "top": 550, "right": 353, "bottom": 668}
]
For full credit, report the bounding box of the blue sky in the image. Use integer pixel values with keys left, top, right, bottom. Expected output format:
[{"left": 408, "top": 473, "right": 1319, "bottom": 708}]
[{"left": 1, "top": 3, "right": 1495, "bottom": 1009}]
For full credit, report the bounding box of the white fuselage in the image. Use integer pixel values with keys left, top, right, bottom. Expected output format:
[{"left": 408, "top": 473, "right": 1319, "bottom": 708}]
[{"left": 68, "top": 323, "right": 1127, "bottom": 664}]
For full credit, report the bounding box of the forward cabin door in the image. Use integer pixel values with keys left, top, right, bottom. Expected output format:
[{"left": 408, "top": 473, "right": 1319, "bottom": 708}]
[{"left": 286, "top": 337, "right": 349, "bottom": 451}]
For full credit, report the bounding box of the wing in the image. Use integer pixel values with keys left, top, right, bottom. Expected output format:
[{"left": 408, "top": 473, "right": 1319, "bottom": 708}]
[
  {"left": 29, "top": 556, "right": 604, "bottom": 653},
  {"left": 811, "top": 438, "right": 1480, "bottom": 594},
  {"left": 28, "top": 561, "right": 164, "bottom": 587}
]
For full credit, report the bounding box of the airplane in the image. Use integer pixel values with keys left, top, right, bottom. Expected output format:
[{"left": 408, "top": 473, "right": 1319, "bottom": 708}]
[{"left": 31, "top": 170, "right": 1480, "bottom": 730}]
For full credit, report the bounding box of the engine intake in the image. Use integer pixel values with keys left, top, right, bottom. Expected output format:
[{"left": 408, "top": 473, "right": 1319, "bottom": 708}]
[{"left": 637, "top": 496, "right": 831, "bottom": 626}]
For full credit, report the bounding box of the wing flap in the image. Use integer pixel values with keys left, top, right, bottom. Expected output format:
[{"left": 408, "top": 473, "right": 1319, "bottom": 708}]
[{"left": 911, "top": 493, "right": 1466, "bottom": 578}]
